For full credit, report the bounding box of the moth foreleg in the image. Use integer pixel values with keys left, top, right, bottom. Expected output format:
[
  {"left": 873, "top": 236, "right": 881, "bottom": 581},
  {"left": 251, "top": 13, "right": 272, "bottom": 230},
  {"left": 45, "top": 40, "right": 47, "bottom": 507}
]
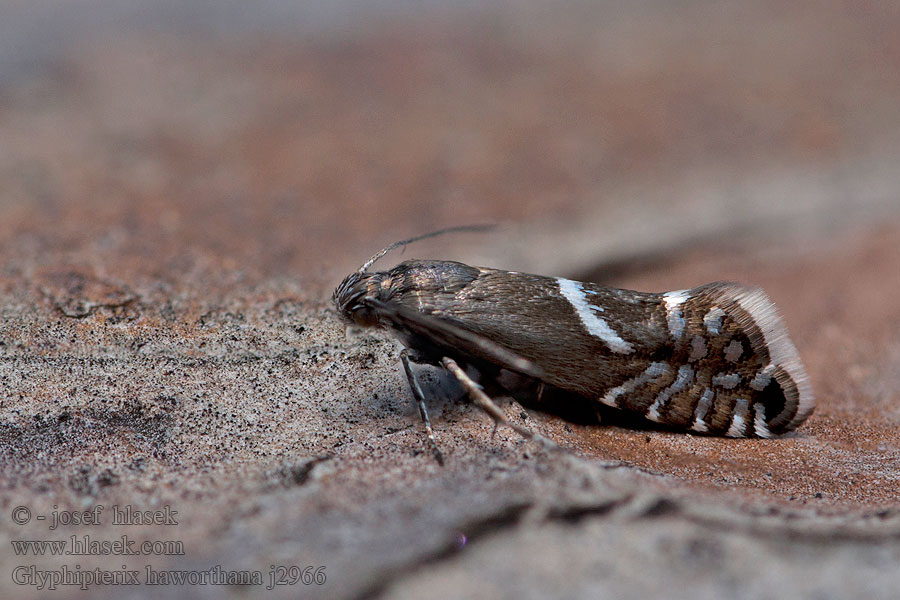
[
  {"left": 441, "top": 357, "right": 557, "bottom": 451},
  {"left": 400, "top": 349, "right": 445, "bottom": 466}
]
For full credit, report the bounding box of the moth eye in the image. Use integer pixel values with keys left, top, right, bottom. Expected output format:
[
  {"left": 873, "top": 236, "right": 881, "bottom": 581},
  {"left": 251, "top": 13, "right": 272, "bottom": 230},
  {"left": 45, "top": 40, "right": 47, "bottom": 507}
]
[{"left": 352, "top": 307, "right": 379, "bottom": 327}]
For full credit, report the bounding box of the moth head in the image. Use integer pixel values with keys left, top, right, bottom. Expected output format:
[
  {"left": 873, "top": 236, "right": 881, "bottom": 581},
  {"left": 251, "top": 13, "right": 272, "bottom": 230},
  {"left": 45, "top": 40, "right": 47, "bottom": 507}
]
[
  {"left": 334, "top": 225, "right": 493, "bottom": 328},
  {"left": 333, "top": 270, "right": 386, "bottom": 327}
]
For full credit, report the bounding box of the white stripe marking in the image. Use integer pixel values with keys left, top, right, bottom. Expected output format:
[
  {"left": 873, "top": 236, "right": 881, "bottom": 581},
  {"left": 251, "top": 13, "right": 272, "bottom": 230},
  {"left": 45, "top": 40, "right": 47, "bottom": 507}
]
[
  {"left": 663, "top": 290, "right": 689, "bottom": 341},
  {"left": 646, "top": 364, "right": 694, "bottom": 422},
  {"left": 601, "top": 362, "right": 670, "bottom": 407},
  {"left": 712, "top": 372, "right": 741, "bottom": 389},
  {"left": 750, "top": 364, "right": 775, "bottom": 391},
  {"left": 726, "top": 397, "right": 750, "bottom": 437},
  {"left": 704, "top": 306, "right": 725, "bottom": 335},
  {"left": 557, "top": 278, "right": 634, "bottom": 354},
  {"left": 689, "top": 335, "right": 708, "bottom": 362},
  {"left": 754, "top": 404, "right": 771, "bottom": 437},
  {"left": 724, "top": 339, "right": 744, "bottom": 362},
  {"left": 690, "top": 388, "right": 715, "bottom": 432}
]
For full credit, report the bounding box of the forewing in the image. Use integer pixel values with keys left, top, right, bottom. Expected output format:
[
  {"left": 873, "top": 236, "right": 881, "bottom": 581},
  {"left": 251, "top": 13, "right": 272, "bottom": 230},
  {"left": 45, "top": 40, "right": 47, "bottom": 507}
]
[{"left": 369, "top": 299, "right": 546, "bottom": 380}]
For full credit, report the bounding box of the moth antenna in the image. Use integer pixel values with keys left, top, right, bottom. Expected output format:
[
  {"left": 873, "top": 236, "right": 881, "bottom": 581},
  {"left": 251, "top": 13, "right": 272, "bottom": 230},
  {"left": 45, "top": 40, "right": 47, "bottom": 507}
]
[{"left": 358, "top": 224, "right": 495, "bottom": 273}]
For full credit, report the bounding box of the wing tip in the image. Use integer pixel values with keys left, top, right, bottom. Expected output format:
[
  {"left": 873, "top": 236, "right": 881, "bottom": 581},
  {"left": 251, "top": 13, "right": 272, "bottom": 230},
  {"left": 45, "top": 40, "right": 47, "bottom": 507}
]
[{"left": 708, "top": 282, "right": 815, "bottom": 435}]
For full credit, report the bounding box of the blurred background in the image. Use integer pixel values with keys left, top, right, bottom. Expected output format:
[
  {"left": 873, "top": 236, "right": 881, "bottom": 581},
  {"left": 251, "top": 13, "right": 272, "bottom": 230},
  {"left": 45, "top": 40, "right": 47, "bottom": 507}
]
[{"left": 2, "top": 0, "right": 899, "bottom": 299}]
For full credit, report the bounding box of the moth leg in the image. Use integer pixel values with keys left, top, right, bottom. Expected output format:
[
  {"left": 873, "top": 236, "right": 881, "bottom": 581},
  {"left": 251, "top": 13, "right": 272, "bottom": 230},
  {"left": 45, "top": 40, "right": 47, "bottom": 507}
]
[
  {"left": 400, "top": 349, "right": 445, "bottom": 466},
  {"left": 441, "top": 357, "right": 557, "bottom": 450}
]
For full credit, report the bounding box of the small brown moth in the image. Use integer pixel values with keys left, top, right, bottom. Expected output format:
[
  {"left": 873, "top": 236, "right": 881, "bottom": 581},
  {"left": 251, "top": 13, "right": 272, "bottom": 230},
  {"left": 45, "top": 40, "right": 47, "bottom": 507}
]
[{"left": 334, "top": 227, "right": 815, "bottom": 463}]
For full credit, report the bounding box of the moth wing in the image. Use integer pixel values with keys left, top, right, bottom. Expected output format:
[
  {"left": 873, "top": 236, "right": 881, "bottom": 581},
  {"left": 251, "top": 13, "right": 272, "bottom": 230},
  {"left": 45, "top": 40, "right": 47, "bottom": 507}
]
[{"left": 369, "top": 299, "right": 545, "bottom": 380}]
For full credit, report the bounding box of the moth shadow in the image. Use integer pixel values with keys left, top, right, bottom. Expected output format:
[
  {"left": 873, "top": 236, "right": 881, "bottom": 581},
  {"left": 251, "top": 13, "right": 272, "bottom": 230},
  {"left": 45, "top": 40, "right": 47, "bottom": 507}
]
[
  {"left": 423, "top": 363, "right": 680, "bottom": 436},
  {"left": 494, "top": 373, "right": 682, "bottom": 435}
]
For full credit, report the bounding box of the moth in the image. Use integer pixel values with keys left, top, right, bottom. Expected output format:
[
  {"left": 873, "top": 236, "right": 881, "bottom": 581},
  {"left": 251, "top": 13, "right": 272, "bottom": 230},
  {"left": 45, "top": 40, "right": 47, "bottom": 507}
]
[{"left": 334, "top": 227, "right": 815, "bottom": 463}]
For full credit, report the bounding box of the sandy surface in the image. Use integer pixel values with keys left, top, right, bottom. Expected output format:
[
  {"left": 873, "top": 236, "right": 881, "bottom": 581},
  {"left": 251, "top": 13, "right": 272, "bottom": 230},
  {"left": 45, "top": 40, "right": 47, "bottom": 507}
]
[{"left": 2, "top": 1, "right": 900, "bottom": 598}]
